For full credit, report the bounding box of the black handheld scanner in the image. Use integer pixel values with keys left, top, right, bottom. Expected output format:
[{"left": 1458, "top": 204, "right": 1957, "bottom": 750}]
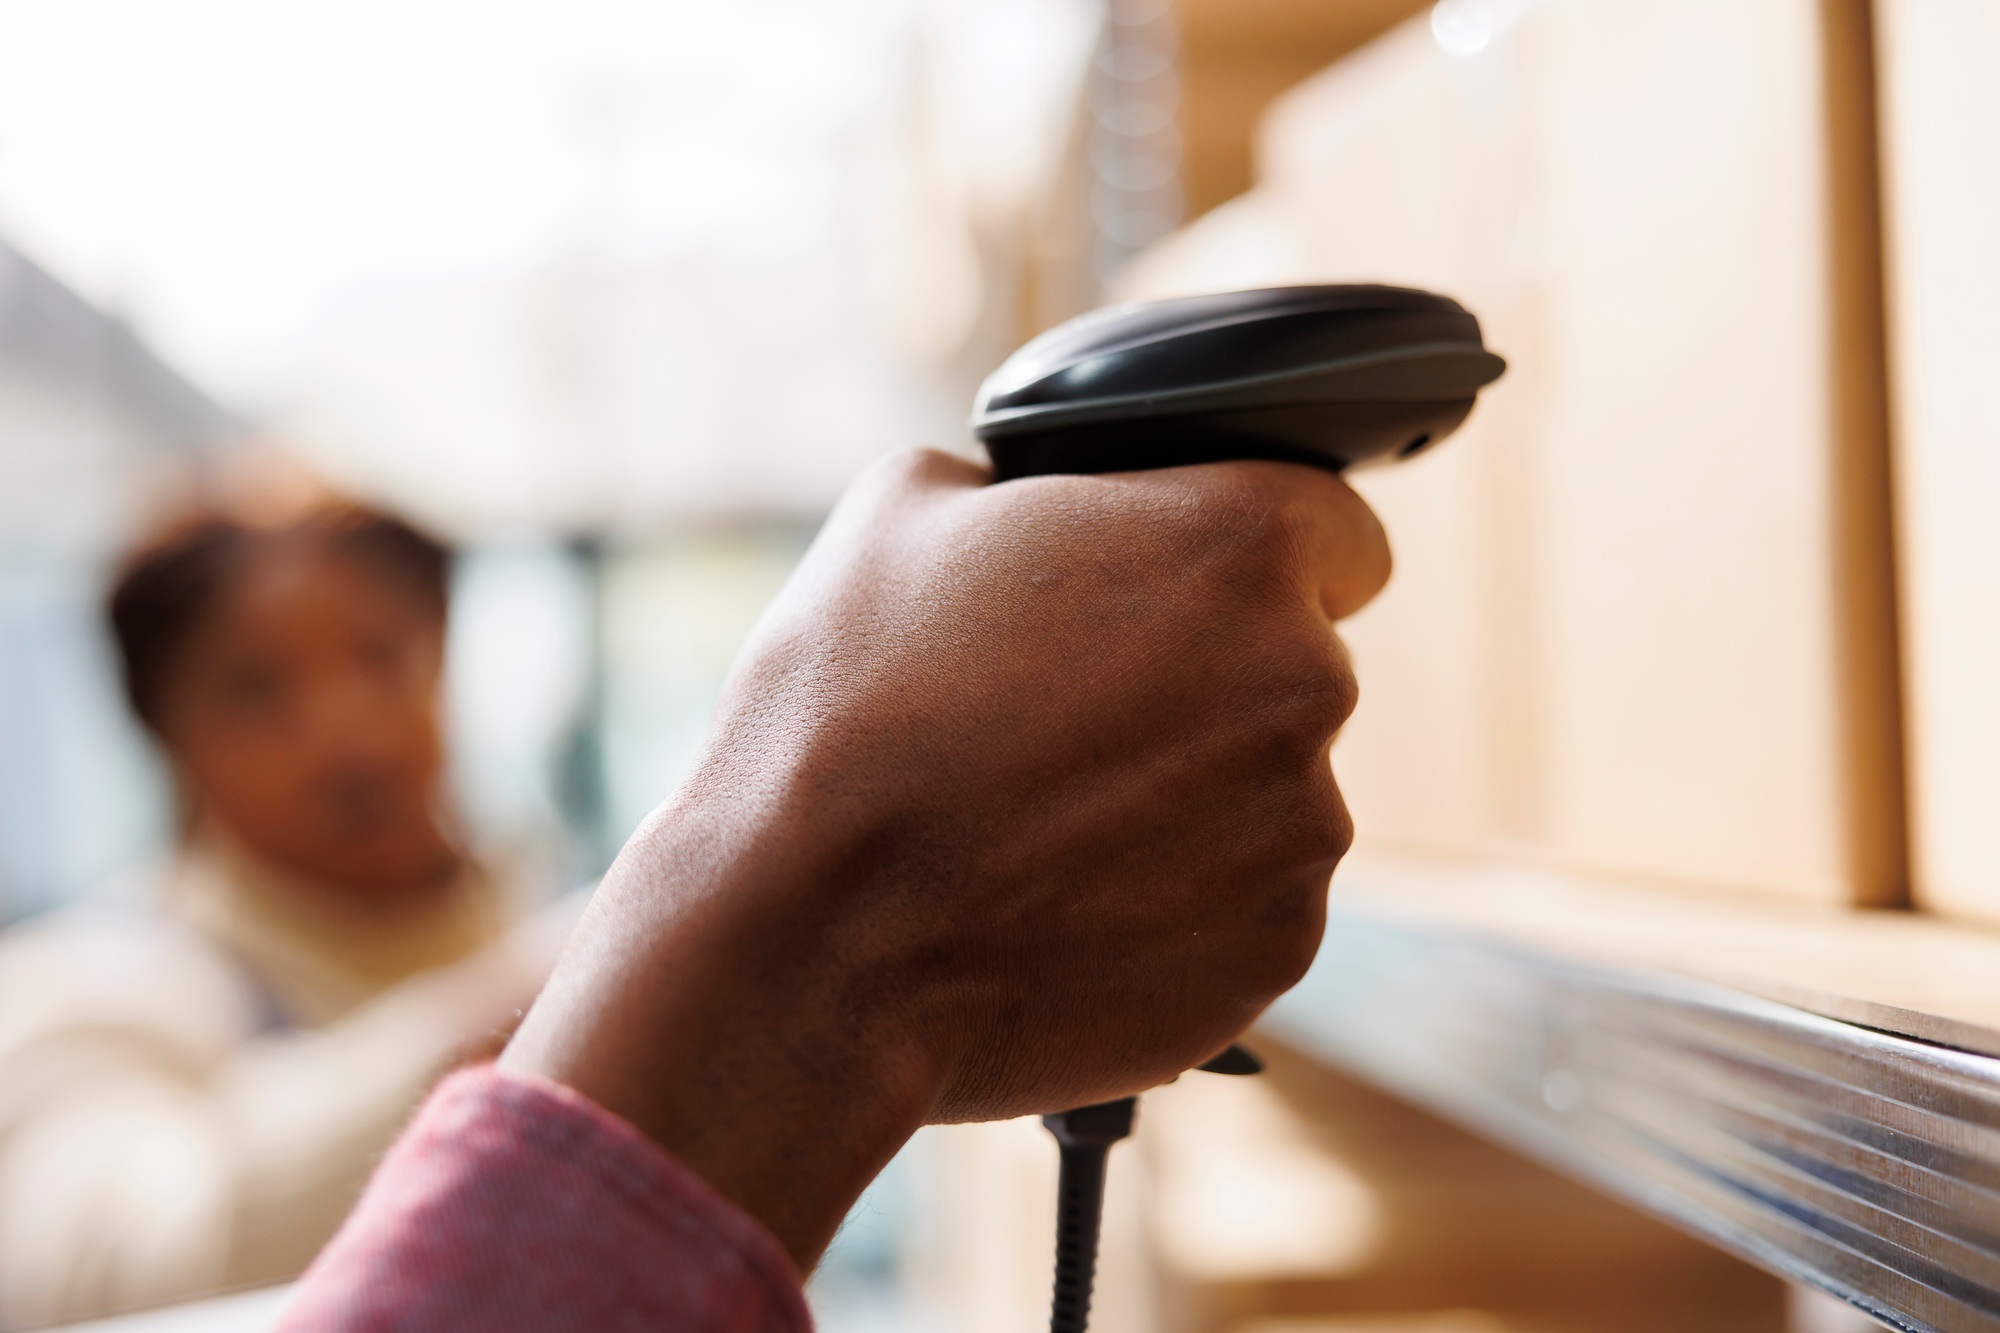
[{"left": 970, "top": 283, "right": 1505, "bottom": 479}]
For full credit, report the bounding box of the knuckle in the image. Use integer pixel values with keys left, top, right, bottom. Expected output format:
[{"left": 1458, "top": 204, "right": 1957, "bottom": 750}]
[
  {"left": 1301, "top": 649, "right": 1361, "bottom": 730},
  {"left": 1184, "top": 471, "right": 1311, "bottom": 566},
  {"left": 1291, "top": 766, "right": 1354, "bottom": 866},
  {"left": 1233, "top": 774, "right": 1349, "bottom": 994},
  {"left": 1246, "top": 870, "right": 1331, "bottom": 997},
  {"left": 1261, "top": 639, "right": 1361, "bottom": 757},
  {"left": 1271, "top": 910, "right": 1328, "bottom": 992},
  {"left": 1255, "top": 494, "right": 1322, "bottom": 570},
  {"left": 1320, "top": 779, "right": 1356, "bottom": 863},
  {"left": 1255, "top": 785, "right": 1348, "bottom": 992}
]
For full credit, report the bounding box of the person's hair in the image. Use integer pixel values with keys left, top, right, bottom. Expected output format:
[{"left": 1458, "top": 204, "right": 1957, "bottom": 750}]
[{"left": 108, "top": 499, "right": 451, "bottom": 734}]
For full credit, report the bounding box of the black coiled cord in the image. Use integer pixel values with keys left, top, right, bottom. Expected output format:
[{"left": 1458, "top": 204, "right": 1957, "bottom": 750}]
[
  {"left": 1041, "top": 1098, "right": 1135, "bottom": 1333},
  {"left": 1039, "top": 1045, "right": 1261, "bottom": 1333}
]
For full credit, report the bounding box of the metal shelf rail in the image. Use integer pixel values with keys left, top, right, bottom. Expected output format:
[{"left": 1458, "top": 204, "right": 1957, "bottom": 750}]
[{"left": 1271, "top": 901, "right": 2000, "bottom": 1333}]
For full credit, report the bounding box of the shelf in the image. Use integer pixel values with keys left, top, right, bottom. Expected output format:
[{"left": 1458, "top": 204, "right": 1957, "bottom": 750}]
[{"left": 1269, "top": 855, "right": 2000, "bottom": 1333}]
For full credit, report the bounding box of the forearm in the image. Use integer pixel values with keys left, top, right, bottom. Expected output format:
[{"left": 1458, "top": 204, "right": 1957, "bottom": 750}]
[{"left": 501, "top": 801, "right": 942, "bottom": 1270}]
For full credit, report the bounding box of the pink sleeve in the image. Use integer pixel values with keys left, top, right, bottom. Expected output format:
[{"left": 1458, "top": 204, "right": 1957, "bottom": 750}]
[{"left": 275, "top": 1066, "right": 812, "bottom": 1333}]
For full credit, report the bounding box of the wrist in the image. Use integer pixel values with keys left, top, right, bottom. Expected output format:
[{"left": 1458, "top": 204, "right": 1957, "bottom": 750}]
[{"left": 501, "top": 788, "right": 946, "bottom": 1269}]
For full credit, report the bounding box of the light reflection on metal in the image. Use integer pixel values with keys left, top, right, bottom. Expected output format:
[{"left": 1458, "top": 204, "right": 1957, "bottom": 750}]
[
  {"left": 1088, "top": 0, "right": 1182, "bottom": 287},
  {"left": 1269, "top": 905, "right": 2000, "bottom": 1333}
]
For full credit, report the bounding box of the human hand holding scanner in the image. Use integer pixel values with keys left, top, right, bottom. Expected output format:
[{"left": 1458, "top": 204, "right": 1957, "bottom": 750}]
[{"left": 971, "top": 284, "right": 1505, "bottom": 1333}]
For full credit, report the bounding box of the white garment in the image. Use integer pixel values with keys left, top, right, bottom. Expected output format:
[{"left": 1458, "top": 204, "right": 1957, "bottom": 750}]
[{"left": 0, "top": 835, "right": 579, "bottom": 1329}]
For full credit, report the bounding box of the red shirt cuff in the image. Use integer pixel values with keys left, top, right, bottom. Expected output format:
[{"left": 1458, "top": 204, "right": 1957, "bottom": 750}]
[{"left": 277, "top": 1065, "right": 812, "bottom": 1333}]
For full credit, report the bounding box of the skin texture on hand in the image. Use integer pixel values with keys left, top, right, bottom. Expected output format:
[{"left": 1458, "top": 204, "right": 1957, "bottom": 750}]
[{"left": 502, "top": 448, "right": 1391, "bottom": 1271}]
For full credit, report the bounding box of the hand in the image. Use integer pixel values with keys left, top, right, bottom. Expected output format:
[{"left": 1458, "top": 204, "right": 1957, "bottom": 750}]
[{"left": 502, "top": 448, "right": 1390, "bottom": 1268}]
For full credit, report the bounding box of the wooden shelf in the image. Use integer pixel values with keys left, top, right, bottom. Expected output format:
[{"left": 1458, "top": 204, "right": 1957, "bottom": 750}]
[{"left": 1267, "top": 853, "right": 2000, "bottom": 1332}]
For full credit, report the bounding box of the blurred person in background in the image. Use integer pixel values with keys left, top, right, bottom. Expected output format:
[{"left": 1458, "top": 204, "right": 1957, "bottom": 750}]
[{"left": 0, "top": 490, "right": 574, "bottom": 1329}]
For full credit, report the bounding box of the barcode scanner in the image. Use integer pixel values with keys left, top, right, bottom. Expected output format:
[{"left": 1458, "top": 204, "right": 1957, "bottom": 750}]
[
  {"left": 969, "top": 284, "right": 1506, "bottom": 1333},
  {"left": 973, "top": 283, "right": 1504, "bottom": 481}
]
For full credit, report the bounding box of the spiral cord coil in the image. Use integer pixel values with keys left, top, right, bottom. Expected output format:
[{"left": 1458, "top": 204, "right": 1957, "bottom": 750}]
[{"left": 1041, "top": 1097, "right": 1136, "bottom": 1333}]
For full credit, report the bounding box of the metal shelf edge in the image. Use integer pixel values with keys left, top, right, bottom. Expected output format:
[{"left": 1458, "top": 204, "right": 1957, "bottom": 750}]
[{"left": 1268, "top": 901, "right": 2000, "bottom": 1333}]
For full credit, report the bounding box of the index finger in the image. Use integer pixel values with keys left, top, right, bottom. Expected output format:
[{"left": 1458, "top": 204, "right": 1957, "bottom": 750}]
[{"left": 1218, "top": 460, "right": 1393, "bottom": 622}]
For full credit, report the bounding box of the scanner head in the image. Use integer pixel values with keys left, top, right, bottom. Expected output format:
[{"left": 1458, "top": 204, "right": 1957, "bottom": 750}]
[{"left": 970, "top": 284, "right": 1506, "bottom": 480}]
